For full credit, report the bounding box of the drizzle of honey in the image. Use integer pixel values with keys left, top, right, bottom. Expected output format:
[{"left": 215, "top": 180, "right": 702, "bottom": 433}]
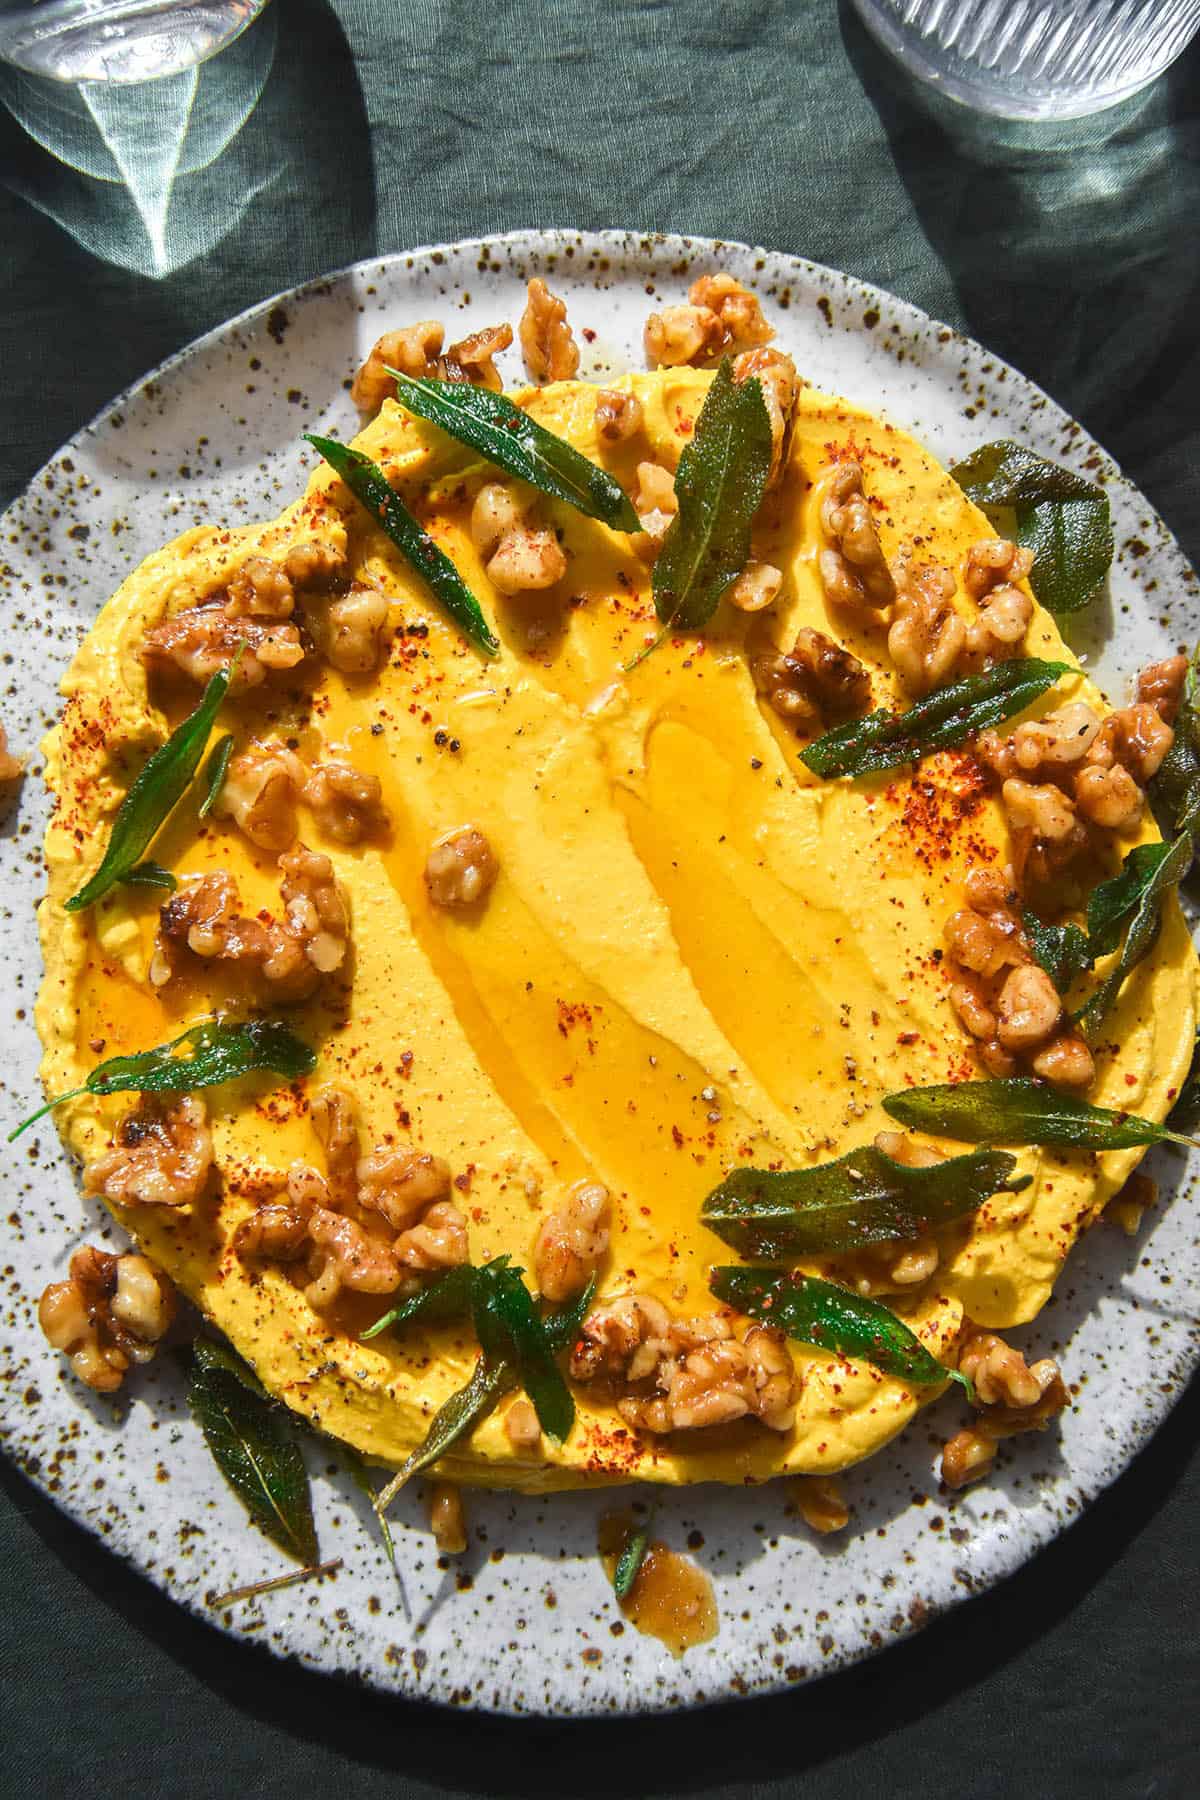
[{"left": 599, "top": 1512, "right": 719, "bottom": 1657}]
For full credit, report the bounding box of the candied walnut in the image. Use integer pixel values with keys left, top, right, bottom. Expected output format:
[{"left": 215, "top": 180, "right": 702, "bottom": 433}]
[
  {"left": 39, "top": 1247, "right": 175, "bottom": 1392},
  {"left": 352, "top": 321, "right": 444, "bottom": 413},
  {"left": 1136, "top": 654, "right": 1187, "bottom": 724},
  {"left": 84, "top": 1096, "right": 213, "bottom": 1209},
  {"left": 1001, "top": 776, "right": 1089, "bottom": 883},
  {"left": 226, "top": 555, "right": 295, "bottom": 620},
  {"left": 941, "top": 1427, "right": 995, "bottom": 1489},
  {"left": 233, "top": 1200, "right": 312, "bottom": 1261},
  {"left": 727, "top": 562, "right": 782, "bottom": 614},
  {"left": 358, "top": 1144, "right": 452, "bottom": 1232},
  {"left": 818, "top": 462, "right": 894, "bottom": 611},
  {"left": 594, "top": 388, "right": 643, "bottom": 444},
  {"left": 689, "top": 274, "right": 774, "bottom": 354},
  {"left": 301, "top": 759, "right": 386, "bottom": 845},
  {"left": 213, "top": 740, "right": 301, "bottom": 852},
  {"left": 279, "top": 843, "right": 349, "bottom": 977},
  {"left": 141, "top": 598, "right": 304, "bottom": 690},
  {"left": 632, "top": 459, "right": 679, "bottom": 551},
  {"left": 733, "top": 347, "right": 799, "bottom": 487},
  {"left": 310, "top": 1084, "right": 360, "bottom": 1204},
  {"left": 995, "top": 962, "right": 1062, "bottom": 1052},
  {"left": 282, "top": 538, "right": 348, "bottom": 592},
  {"left": 470, "top": 482, "right": 526, "bottom": 561},
  {"left": 436, "top": 323, "right": 513, "bottom": 390},
  {"left": 0, "top": 723, "right": 25, "bottom": 784},
  {"left": 429, "top": 1482, "right": 467, "bottom": 1554},
  {"left": 887, "top": 549, "right": 965, "bottom": 696},
  {"left": 965, "top": 580, "right": 1033, "bottom": 666},
  {"left": 504, "top": 1396, "right": 541, "bottom": 1450},
  {"left": 1073, "top": 761, "right": 1144, "bottom": 833},
  {"left": 425, "top": 825, "right": 498, "bottom": 910},
  {"left": 958, "top": 1329, "right": 1046, "bottom": 1408},
  {"left": 1086, "top": 702, "right": 1174, "bottom": 785},
  {"left": 795, "top": 1475, "right": 850, "bottom": 1534},
  {"left": 751, "top": 627, "right": 870, "bottom": 727},
  {"left": 305, "top": 1206, "right": 405, "bottom": 1302},
  {"left": 572, "top": 1295, "right": 799, "bottom": 1434},
  {"left": 1105, "top": 1169, "right": 1157, "bottom": 1237},
  {"left": 532, "top": 1180, "right": 612, "bottom": 1302},
  {"left": 644, "top": 303, "right": 720, "bottom": 368},
  {"left": 518, "top": 278, "right": 579, "bottom": 384},
  {"left": 150, "top": 850, "right": 348, "bottom": 999},
  {"left": 942, "top": 867, "right": 1092, "bottom": 1087},
  {"left": 963, "top": 537, "right": 1034, "bottom": 602},
  {"left": 1011, "top": 702, "right": 1103, "bottom": 774},
  {"left": 311, "top": 582, "right": 391, "bottom": 675},
  {"left": 392, "top": 1198, "right": 470, "bottom": 1272},
  {"left": 1030, "top": 1031, "right": 1095, "bottom": 1088},
  {"left": 486, "top": 526, "right": 566, "bottom": 595}
]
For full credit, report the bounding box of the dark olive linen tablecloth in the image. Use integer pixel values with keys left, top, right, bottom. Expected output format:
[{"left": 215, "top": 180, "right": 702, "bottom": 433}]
[{"left": 1, "top": 2, "right": 1198, "bottom": 1793}]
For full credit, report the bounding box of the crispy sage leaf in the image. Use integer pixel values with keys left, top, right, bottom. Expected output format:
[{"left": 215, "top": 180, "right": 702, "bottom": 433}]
[
  {"left": 802, "top": 658, "right": 1071, "bottom": 780},
  {"left": 66, "top": 655, "right": 238, "bottom": 912},
  {"left": 10, "top": 1016, "right": 316, "bottom": 1141},
  {"left": 306, "top": 433, "right": 499, "bottom": 657},
  {"left": 189, "top": 1338, "right": 318, "bottom": 1565},
  {"left": 612, "top": 1524, "right": 651, "bottom": 1600},
  {"left": 651, "top": 358, "right": 773, "bottom": 633},
  {"left": 471, "top": 1260, "right": 574, "bottom": 1445},
  {"left": 883, "top": 1077, "right": 1196, "bottom": 1150},
  {"left": 710, "top": 1266, "right": 968, "bottom": 1391},
  {"left": 198, "top": 731, "right": 235, "bottom": 820},
  {"left": 386, "top": 371, "right": 639, "bottom": 532},
  {"left": 700, "top": 1146, "right": 1027, "bottom": 1260},
  {"left": 950, "top": 439, "right": 1113, "bottom": 616},
  {"left": 1076, "top": 835, "right": 1192, "bottom": 1040},
  {"left": 122, "top": 860, "right": 177, "bottom": 893},
  {"left": 1151, "top": 640, "right": 1200, "bottom": 837},
  {"left": 376, "top": 1279, "right": 596, "bottom": 1507},
  {"left": 359, "top": 1262, "right": 483, "bottom": 1341},
  {"left": 1022, "top": 910, "right": 1092, "bottom": 994}
]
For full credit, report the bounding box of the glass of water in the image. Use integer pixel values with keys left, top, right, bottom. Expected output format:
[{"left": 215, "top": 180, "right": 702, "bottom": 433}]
[
  {"left": 850, "top": 0, "right": 1200, "bottom": 119},
  {"left": 0, "top": 0, "right": 270, "bottom": 83}
]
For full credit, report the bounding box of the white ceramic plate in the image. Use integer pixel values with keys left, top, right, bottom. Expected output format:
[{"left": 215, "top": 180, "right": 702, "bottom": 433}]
[{"left": 1, "top": 230, "right": 1197, "bottom": 1717}]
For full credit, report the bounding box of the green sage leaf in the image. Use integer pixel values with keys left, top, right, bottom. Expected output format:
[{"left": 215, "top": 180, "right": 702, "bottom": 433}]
[
  {"left": 188, "top": 1338, "right": 318, "bottom": 1565},
  {"left": 386, "top": 371, "right": 639, "bottom": 532},
  {"left": 122, "top": 860, "right": 177, "bottom": 893},
  {"left": 198, "top": 731, "right": 236, "bottom": 820},
  {"left": 651, "top": 358, "right": 773, "bottom": 633},
  {"left": 471, "top": 1260, "right": 574, "bottom": 1445},
  {"left": 612, "top": 1525, "right": 650, "bottom": 1600},
  {"left": 883, "top": 1076, "right": 1195, "bottom": 1150},
  {"left": 710, "top": 1265, "right": 967, "bottom": 1391},
  {"left": 950, "top": 439, "right": 1113, "bottom": 616},
  {"left": 9, "top": 1016, "right": 316, "bottom": 1141},
  {"left": 359, "top": 1262, "right": 484, "bottom": 1341},
  {"left": 1022, "top": 910, "right": 1093, "bottom": 994},
  {"left": 377, "top": 1278, "right": 595, "bottom": 1505},
  {"left": 801, "top": 658, "right": 1071, "bottom": 780},
  {"left": 1076, "top": 835, "right": 1192, "bottom": 1040},
  {"left": 701, "top": 1145, "right": 1027, "bottom": 1260},
  {"left": 66, "top": 655, "right": 238, "bottom": 912},
  {"left": 306, "top": 433, "right": 499, "bottom": 658}
]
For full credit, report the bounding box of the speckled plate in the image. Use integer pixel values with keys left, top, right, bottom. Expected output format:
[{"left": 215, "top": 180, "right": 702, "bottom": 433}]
[{"left": 1, "top": 230, "right": 1197, "bottom": 1717}]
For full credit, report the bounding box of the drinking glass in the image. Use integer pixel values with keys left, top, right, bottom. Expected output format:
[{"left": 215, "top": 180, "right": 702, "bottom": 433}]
[
  {"left": 0, "top": 0, "right": 269, "bottom": 83},
  {"left": 850, "top": 0, "right": 1200, "bottom": 119}
]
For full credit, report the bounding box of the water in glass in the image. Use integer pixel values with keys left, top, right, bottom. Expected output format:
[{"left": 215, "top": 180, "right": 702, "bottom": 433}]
[
  {"left": 0, "top": 0, "right": 269, "bottom": 82},
  {"left": 851, "top": 0, "right": 1200, "bottom": 119}
]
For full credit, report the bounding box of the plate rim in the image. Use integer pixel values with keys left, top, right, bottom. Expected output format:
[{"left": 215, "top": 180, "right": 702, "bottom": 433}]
[{"left": 2, "top": 225, "right": 1197, "bottom": 1718}]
